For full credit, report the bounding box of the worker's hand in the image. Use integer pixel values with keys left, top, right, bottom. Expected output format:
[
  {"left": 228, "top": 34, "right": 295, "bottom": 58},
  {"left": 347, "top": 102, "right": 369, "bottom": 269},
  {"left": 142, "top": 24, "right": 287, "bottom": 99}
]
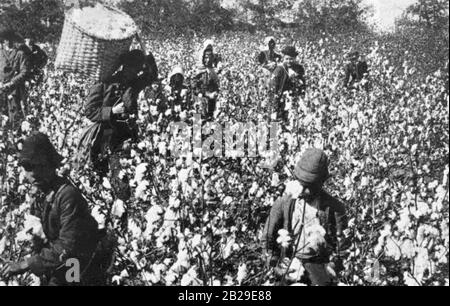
[
  {"left": 206, "top": 92, "right": 218, "bottom": 99},
  {"left": 266, "top": 62, "right": 276, "bottom": 70},
  {"left": 263, "top": 251, "right": 279, "bottom": 269},
  {"left": 274, "top": 258, "right": 295, "bottom": 278},
  {"left": 0, "top": 82, "right": 11, "bottom": 92},
  {"left": 0, "top": 260, "right": 29, "bottom": 278},
  {"left": 112, "top": 102, "right": 125, "bottom": 115}
]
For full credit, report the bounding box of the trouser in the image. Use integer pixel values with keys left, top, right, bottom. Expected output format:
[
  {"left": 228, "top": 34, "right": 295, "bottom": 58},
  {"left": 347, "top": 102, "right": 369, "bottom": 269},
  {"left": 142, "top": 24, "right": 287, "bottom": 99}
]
[
  {"left": 273, "top": 97, "right": 288, "bottom": 123},
  {"left": 205, "top": 98, "right": 216, "bottom": 120},
  {"left": 0, "top": 92, "right": 25, "bottom": 129},
  {"left": 302, "top": 262, "right": 336, "bottom": 286},
  {"left": 109, "top": 152, "right": 131, "bottom": 202}
]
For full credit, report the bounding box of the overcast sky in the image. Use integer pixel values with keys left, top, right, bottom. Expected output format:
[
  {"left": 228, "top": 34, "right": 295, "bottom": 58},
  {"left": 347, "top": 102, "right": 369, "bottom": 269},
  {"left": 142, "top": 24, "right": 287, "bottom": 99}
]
[
  {"left": 221, "top": 0, "right": 419, "bottom": 31},
  {"left": 364, "top": 0, "right": 417, "bottom": 30}
]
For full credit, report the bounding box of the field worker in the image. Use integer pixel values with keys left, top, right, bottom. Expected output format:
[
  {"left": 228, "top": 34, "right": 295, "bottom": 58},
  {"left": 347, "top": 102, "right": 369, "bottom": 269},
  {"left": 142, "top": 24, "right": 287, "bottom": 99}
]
[
  {"left": 0, "top": 132, "right": 110, "bottom": 286},
  {"left": 202, "top": 39, "right": 223, "bottom": 72},
  {"left": 269, "top": 46, "right": 306, "bottom": 121},
  {"left": 0, "top": 29, "right": 31, "bottom": 128},
  {"left": 79, "top": 49, "right": 157, "bottom": 202},
  {"left": 146, "top": 77, "right": 167, "bottom": 121},
  {"left": 342, "top": 50, "right": 369, "bottom": 89},
  {"left": 257, "top": 36, "right": 282, "bottom": 72},
  {"left": 166, "top": 66, "right": 190, "bottom": 114},
  {"left": 22, "top": 37, "right": 48, "bottom": 86},
  {"left": 192, "top": 42, "right": 220, "bottom": 120},
  {"left": 262, "top": 148, "right": 348, "bottom": 286}
]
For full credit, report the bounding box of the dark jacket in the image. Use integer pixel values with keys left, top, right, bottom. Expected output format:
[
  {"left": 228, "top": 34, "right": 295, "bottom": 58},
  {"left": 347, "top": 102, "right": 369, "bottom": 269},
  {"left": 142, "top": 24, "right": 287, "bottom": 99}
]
[
  {"left": 22, "top": 43, "right": 48, "bottom": 71},
  {"left": 343, "top": 61, "right": 368, "bottom": 88},
  {"left": 262, "top": 191, "right": 347, "bottom": 263},
  {"left": 270, "top": 63, "right": 306, "bottom": 97},
  {"left": 192, "top": 68, "right": 220, "bottom": 97},
  {"left": 257, "top": 50, "right": 282, "bottom": 69},
  {"left": 27, "top": 177, "right": 99, "bottom": 285},
  {"left": 0, "top": 47, "right": 30, "bottom": 101},
  {"left": 84, "top": 71, "right": 150, "bottom": 154}
]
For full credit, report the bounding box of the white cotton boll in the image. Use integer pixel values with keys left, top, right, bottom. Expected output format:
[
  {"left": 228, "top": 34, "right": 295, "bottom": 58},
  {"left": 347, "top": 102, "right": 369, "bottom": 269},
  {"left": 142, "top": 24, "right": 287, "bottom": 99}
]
[
  {"left": 134, "top": 163, "right": 148, "bottom": 183},
  {"left": 150, "top": 105, "right": 159, "bottom": 117},
  {"left": 21, "top": 121, "right": 31, "bottom": 132},
  {"left": 15, "top": 230, "right": 31, "bottom": 243},
  {"left": 22, "top": 215, "right": 45, "bottom": 240},
  {"left": 413, "top": 202, "right": 430, "bottom": 218},
  {"left": 169, "top": 167, "right": 177, "bottom": 177},
  {"left": 223, "top": 196, "right": 233, "bottom": 205},
  {"left": 287, "top": 258, "right": 305, "bottom": 282},
  {"left": 0, "top": 236, "right": 7, "bottom": 256},
  {"left": 249, "top": 182, "right": 259, "bottom": 195},
  {"left": 91, "top": 206, "right": 106, "bottom": 229},
  {"left": 236, "top": 263, "right": 247, "bottom": 285},
  {"left": 158, "top": 141, "right": 167, "bottom": 155},
  {"left": 178, "top": 168, "right": 189, "bottom": 183},
  {"left": 360, "top": 177, "right": 369, "bottom": 187},
  {"left": 276, "top": 229, "right": 292, "bottom": 248},
  {"left": 271, "top": 173, "right": 280, "bottom": 187},
  {"left": 285, "top": 180, "right": 302, "bottom": 199},
  {"left": 163, "top": 209, "right": 179, "bottom": 228},
  {"left": 128, "top": 220, "right": 142, "bottom": 239},
  {"left": 112, "top": 199, "right": 126, "bottom": 218},
  {"left": 169, "top": 196, "right": 181, "bottom": 209},
  {"left": 102, "top": 177, "right": 112, "bottom": 189},
  {"left": 70, "top": 4, "right": 137, "bottom": 40},
  {"left": 135, "top": 180, "right": 150, "bottom": 200},
  {"left": 191, "top": 234, "right": 202, "bottom": 249}
]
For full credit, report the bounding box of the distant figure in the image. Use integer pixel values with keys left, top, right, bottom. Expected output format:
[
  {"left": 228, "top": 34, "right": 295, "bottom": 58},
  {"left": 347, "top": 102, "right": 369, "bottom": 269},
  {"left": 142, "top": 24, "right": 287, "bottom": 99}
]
[
  {"left": 270, "top": 46, "right": 306, "bottom": 121},
  {"left": 257, "top": 36, "right": 282, "bottom": 72},
  {"left": 0, "top": 29, "right": 31, "bottom": 128},
  {"left": 166, "top": 66, "right": 190, "bottom": 113},
  {"left": 342, "top": 50, "right": 369, "bottom": 89},
  {"left": 146, "top": 78, "right": 167, "bottom": 120},
  {"left": 202, "top": 39, "right": 223, "bottom": 72},
  {"left": 192, "top": 42, "right": 220, "bottom": 120}
]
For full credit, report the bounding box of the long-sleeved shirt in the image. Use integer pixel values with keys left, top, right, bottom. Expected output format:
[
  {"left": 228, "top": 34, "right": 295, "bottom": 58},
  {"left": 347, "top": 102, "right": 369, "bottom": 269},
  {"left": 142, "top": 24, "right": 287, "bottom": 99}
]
[
  {"left": 262, "top": 190, "right": 348, "bottom": 263},
  {"left": 257, "top": 49, "right": 282, "bottom": 71},
  {"left": 27, "top": 177, "right": 99, "bottom": 284},
  {"left": 270, "top": 63, "right": 306, "bottom": 97},
  {"left": 343, "top": 61, "right": 369, "bottom": 88},
  {"left": 84, "top": 71, "right": 151, "bottom": 153}
]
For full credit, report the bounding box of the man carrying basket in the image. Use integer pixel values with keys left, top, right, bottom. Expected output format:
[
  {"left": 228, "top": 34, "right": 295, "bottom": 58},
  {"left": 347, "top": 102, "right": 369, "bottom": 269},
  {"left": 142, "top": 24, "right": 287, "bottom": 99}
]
[{"left": 79, "top": 49, "right": 157, "bottom": 203}]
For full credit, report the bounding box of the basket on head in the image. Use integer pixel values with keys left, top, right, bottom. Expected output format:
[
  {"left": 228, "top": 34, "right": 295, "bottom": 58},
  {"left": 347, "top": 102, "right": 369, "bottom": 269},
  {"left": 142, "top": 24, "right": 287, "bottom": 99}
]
[{"left": 55, "top": 4, "right": 138, "bottom": 82}]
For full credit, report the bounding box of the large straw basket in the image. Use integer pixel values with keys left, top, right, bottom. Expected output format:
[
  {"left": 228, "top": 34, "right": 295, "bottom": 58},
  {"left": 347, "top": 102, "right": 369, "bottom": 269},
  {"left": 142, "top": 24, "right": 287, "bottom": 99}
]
[{"left": 55, "top": 5, "right": 137, "bottom": 82}]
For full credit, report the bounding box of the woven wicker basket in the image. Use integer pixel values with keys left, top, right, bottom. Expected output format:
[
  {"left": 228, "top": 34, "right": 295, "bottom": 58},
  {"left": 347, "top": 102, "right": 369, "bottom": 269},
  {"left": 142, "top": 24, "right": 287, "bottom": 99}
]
[{"left": 55, "top": 5, "right": 137, "bottom": 82}]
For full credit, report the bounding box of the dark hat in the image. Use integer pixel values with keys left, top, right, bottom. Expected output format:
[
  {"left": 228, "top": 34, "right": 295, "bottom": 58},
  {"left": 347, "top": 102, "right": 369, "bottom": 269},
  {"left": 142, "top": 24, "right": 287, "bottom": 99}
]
[
  {"left": 0, "top": 29, "right": 23, "bottom": 43},
  {"left": 346, "top": 50, "right": 359, "bottom": 60},
  {"left": 282, "top": 46, "right": 298, "bottom": 57},
  {"left": 294, "top": 148, "right": 329, "bottom": 185},
  {"left": 18, "top": 132, "right": 64, "bottom": 168},
  {"left": 120, "top": 49, "right": 146, "bottom": 69}
]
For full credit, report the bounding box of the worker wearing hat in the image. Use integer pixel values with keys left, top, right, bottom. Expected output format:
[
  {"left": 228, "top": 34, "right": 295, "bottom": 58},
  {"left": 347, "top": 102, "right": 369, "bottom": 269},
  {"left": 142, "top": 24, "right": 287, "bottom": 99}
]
[
  {"left": 343, "top": 49, "right": 369, "bottom": 89},
  {"left": 79, "top": 49, "right": 158, "bottom": 203},
  {"left": 257, "top": 36, "right": 282, "bottom": 72},
  {"left": 262, "top": 148, "right": 348, "bottom": 286},
  {"left": 269, "top": 45, "right": 306, "bottom": 122},
  {"left": 0, "top": 132, "right": 102, "bottom": 285},
  {"left": 0, "top": 29, "right": 31, "bottom": 128}
]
